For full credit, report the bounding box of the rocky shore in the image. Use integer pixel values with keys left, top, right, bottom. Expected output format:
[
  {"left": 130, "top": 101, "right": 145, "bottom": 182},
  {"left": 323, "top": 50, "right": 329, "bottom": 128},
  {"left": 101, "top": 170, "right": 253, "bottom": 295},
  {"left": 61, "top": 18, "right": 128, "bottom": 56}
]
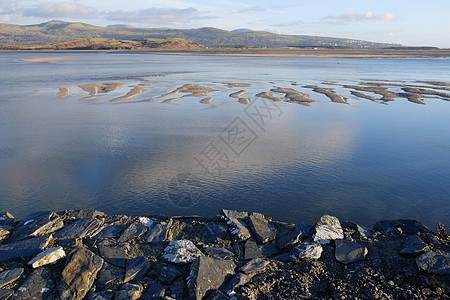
[{"left": 0, "top": 209, "right": 449, "bottom": 300}]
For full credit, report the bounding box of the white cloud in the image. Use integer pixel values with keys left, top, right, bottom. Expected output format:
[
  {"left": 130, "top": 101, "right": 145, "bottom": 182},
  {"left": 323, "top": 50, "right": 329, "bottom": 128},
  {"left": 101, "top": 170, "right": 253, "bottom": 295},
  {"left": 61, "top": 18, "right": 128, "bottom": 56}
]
[
  {"left": 325, "top": 11, "right": 396, "bottom": 24},
  {"left": 23, "top": 2, "right": 97, "bottom": 18}
]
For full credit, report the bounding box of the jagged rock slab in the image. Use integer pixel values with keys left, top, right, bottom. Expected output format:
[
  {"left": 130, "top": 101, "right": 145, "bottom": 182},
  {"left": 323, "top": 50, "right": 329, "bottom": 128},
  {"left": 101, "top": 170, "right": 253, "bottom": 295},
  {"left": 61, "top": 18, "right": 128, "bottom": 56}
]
[
  {"left": 187, "top": 256, "right": 236, "bottom": 299},
  {"left": 247, "top": 213, "right": 276, "bottom": 244},
  {"left": 277, "top": 231, "right": 302, "bottom": 249},
  {"left": 201, "top": 223, "right": 227, "bottom": 243},
  {"left": 295, "top": 222, "right": 312, "bottom": 237},
  {"left": 58, "top": 246, "right": 104, "bottom": 300},
  {"left": 240, "top": 258, "right": 269, "bottom": 274},
  {"left": 291, "top": 242, "right": 323, "bottom": 261},
  {"left": 0, "top": 268, "right": 23, "bottom": 288},
  {"left": 66, "top": 209, "right": 104, "bottom": 220},
  {"left": 116, "top": 283, "right": 143, "bottom": 300},
  {"left": 416, "top": 251, "right": 450, "bottom": 275},
  {"left": 0, "top": 212, "right": 14, "bottom": 225},
  {"left": 261, "top": 242, "right": 280, "bottom": 257},
  {"left": 146, "top": 223, "right": 170, "bottom": 243},
  {"left": 98, "top": 245, "right": 127, "bottom": 268},
  {"left": 244, "top": 239, "right": 263, "bottom": 260},
  {"left": 28, "top": 246, "right": 66, "bottom": 268},
  {"left": 204, "top": 247, "right": 235, "bottom": 260},
  {"left": 138, "top": 216, "right": 154, "bottom": 227},
  {"left": 95, "top": 266, "right": 121, "bottom": 291},
  {"left": 9, "top": 211, "right": 63, "bottom": 241},
  {"left": 87, "top": 290, "right": 115, "bottom": 300},
  {"left": 94, "top": 225, "right": 123, "bottom": 239},
  {"left": 141, "top": 282, "right": 165, "bottom": 300},
  {"left": 155, "top": 264, "right": 182, "bottom": 285},
  {"left": 0, "top": 234, "right": 52, "bottom": 261},
  {"left": 400, "top": 235, "right": 429, "bottom": 257},
  {"left": 357, "top": 225, "right": 373, "bottom": 238},
  {"left": 0, "top": 289, "right": 14, "bottom": 300},
  {"left": 374, "top": 219, "right": 431, "bottom": 235},
  {"left": 162, "top": 240, "right": 203, "bottom": 264},
  {"left": 221, "top": 209, "right": 249, "bottom": 220},
  {"left": 55, "top": 218, "right": 103, "bottom": 239},
  {"left": 118, "top": 222, "right": 148, "bottom": 243},
  {"left": 313, "top": 215, "right": 344, "bottom": 244},
  {"left": 225, "top": 273, "right": 252, "bottom": 298},
  {"left": 13, "top": 268, "right": 54, "bottom": 300},
  {"left": 334, "top": 239, "right": 368, "bottom": 264},
  {"left": 227, "top": 218, "right": 251, "bottom": 241},
  {"left": 124, "top": 256, "right": 150, "bottom": 283}
]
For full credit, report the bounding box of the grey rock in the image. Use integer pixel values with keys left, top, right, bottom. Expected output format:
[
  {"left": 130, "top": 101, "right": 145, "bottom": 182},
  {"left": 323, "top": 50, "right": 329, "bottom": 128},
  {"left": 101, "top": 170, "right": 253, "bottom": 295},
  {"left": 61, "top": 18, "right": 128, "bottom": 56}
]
[
  {"left": 28, "top": 246, "right": 66, "bottom": 268},
  {"left": 313, "top": 215, "right": 344, "bottom": 244},
  {"left": 206, "top": 290, "right": 230, "bottom": 300},
  {"left": 225, "top": 273, "right": 251, "bottom": 298},
  {"left": 99, "top": 245, "right": 128, "bottom": 268},
  {"left": 146, "top": 223, "right": 170, "bottom": 243},
  {"left": 141, "top": 282, "right": 165, "bottom": 300},
  {"left": 373, "top": 219, "right": 431, "bottom": 235},
  {"left": 239, "top": 258, "right": 269, "bottom": 274},
  {"left": 416, "top": 251, "right": 450, "bottom": 275},
  {"left": 58, "top": 238, "right": 78, "bottom": 250},
  {"left": 244, "top": 239, "right": 263, "bottom": 260},
  {"left": 13, "top": 268, "right": 54, "bottom": 300},
  {"left": 188, "top": 256, "right": 236, "bottom": 300},
  {"left": 221, "top": 209, "right": 249, "bottom": 220},
  {"left": 55, "top": 218, "right": 103, "bottom": 239},
  {"left": 9, "top": 211, "right": 63, "bottom": 241},
  {"left": 66, "top": 209, "right": 104, "bottom": 220},
  {"left": 201, "top": 223, "right": 227, "bottom": 243},
  {"left": 115, "top": 283, "right": 142, "bottom": 300},
  {"left": 155, "top": 264, "right": 182, "bottom": 285},
  {"left": 59, "top": 246, "right": 104, "bottom": 300},
  {"left": 261, "top": 242, "right": 280, "bottom": 257},
  {"left": 291, "top": 242, "right": 323, "bottom": 261},
  {"left": 295, "top": 222, "right": 312, "bottom": 237},
  {"left": 94, "top": 225, "right": 123, "bottom": 239},
  {"left": 400, "top": 235, "right": 429, "bottom": 257},
  {"left": 204, "top": 247, "right": 235, "bottom": 260},
  {"left": 247, "top": 214, "right": 276, "bottom": 244},
  {"left": 118, "top": 222, "right": 148, "bottom": 243},
  {"left": 334, "top": 239, "right": 368, "bottom": 264},
  {"left": 0, "top": 289, "right": 14, "bottom": 300},
  {"left": 277, "top": 231, "right": 302, "bottom": 249},
  {"left": 88, "top": 291, "right": 115, "bottom": 300},
  {"left": 0, "top": 212, "right": 14, "bottom": 225},
  {"left": 0, "top": 234, "right": 52, "bottom": 261},
  {"left": 227, "top": 218, "right": 251, "bottom": 241},
  {"left": 0, "top": 268, "right": 23, "bottom": 288},
  {"left": 162, "top": 240, "right": 203, "bottom": 264},
  {"left": 357, "top": 225, "right": 373, "bottom": 238},
  {"left": 124, "top": 256, "right": 150, "bottom": 283},
  {"left": 272, "top": 252, "right": 292, "bottom": 262},
  {"left": 95, "top": 266, "right": 121, "bottom": 291},
  {"left": 232, "top": 243, "right": 244, "bottom": 260},
  {"left": 169, "top": 283, "right": 186, "bottom": 299}
]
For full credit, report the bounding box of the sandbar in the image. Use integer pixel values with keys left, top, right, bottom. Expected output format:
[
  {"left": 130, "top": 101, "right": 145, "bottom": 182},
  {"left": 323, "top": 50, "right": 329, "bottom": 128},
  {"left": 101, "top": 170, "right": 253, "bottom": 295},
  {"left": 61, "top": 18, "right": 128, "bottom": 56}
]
[
  {"left": 255, "top": 92, "right": 283, "bottom": 102},
  {"left": 214, "top": 82, "right": 251, "bottom": 88},
  {"left": 110, "top": 86, "right": 146, "bottom": 102},
  {"left": 238, "top": 98, "right": 251, "bottom": 105},
  {"left": 200, "top": 98, "right": 214, "bottom": 104},
  {"left": 229, "top": 90, "right": 249, "bottom": 98},
  {"left": 270, "top": 87, "right": 314, "bottom": 104},
  {"left": 160, "top": 84, "right": 218, "bottom": 103},
  {"left": 57, "top": 87, "right": 70, "bottom": 98},
  {"left": 350, "top": 91, "right": 375, "bottom": 101},
  {"left": 21, "top": 58, "right": 120, "bottom": 62},
  {"left": 304, "top": 86, "right": 347, "bottom": 104},
  {"left": 78, "top": 82, "right": 127, "bottom": 95}
]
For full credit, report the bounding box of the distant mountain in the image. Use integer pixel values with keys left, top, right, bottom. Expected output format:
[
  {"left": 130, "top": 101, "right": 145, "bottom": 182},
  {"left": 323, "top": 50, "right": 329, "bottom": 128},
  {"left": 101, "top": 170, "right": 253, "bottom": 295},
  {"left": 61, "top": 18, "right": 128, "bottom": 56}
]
[
  {"left": 232, "top": 29, "right": 254, "bottom": 33},
  {"left": 107, "top": 24, "right": 136, "bottom": 29},
  {"left": 0, "top": 20, "right": 403, "bottom": 49}
]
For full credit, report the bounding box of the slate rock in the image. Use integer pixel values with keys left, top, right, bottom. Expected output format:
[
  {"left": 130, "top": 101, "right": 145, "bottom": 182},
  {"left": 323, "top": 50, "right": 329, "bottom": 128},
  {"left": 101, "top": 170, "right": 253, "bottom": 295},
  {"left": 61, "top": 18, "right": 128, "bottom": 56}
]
[
  {"left": 244, "top": 239, "right": 263, "bottom": 260},
  {"left": 291, "top": 242, "right": 323, "bottom": 261},
  {"left": 0, "top": 289, "right": 14, "bottom": 300},
  {"left": 187, "top": 256, "right": 236, "bottom": 299},
  {"left": 67, "top": 209, "right": 104, "bottom": 220},
  {"left": 99, "top": 245, "right": 128, "bottom": 268},
  {"left": 206, "top": 290, "right": 230, "bottom": 300},
  {"left": 124, "top": 256, "right": 150, "bottom": 283},
  {"left": 0, "top": 268, "right": 23, "bottom": 288},
  {"left": 94, "top": 225, "right": 123, "bottom": 239},
  {"left": 59, "top": 246, "right": 104, "bottom": 300},
  {"left": 95, "top": 266, "right": 121, "bottom": 291},
  {"left": 201, "top": 223, "right": 227, "bottom": 243},
  {"left": 225, "top": 273, "right": 251, "bottom": 298},
  {"left": 141, "top": 282, "right": 165, "bottom": 300},
  {"left": 0, "top": 212, "right": 14, "bottom": 226},
  {"left": 162, "top": 240, "right": 203, "bottom": 264},
  {"left": 374, "top": 219, "right": 431, "bottom": 235},
  {"left": 155, "top": 264, "right": 182, "bottom": 285},
  {"left": 334, "top": 239, "right": 368, "bottom": 264},
  {"left": 58, "top": 238, "right": 78, "bottom": 250},
  {"left": 416, "top": 251, "right": 450, "bottom": 275},
  {"left": 118, "top": 222, "right": 148, "bottom": 243},
  {"left": 204, "top": 247, "right": 235, "bottom": 260},
  {"left": 146, "top": 223, "right": 170, "bottom": 243},
  {"left": 313, "top": 215, "right": 344, "bottom": 244},
  {"left": 277, "top": 231, "right": 302, "bottom": 249},
  {"left": 115, "top": 283, "right": 143, "bottom": 300},
  {"left": 240, "top": 258, "right": 269, "bottom": 274},
  {"left": 261, "top": 242, "right": 280, "bottom": 257},
  {"left": 0, "top": 234, "right": 52, "bottom": 261},
  {"left": 87, "top": 291, "right": 115, "bottom": 300},
  {"left": 272, "top": 252, "right": 292, "bottom": 262},
  {"left": 295, "top": 222, "right": 313, "bottom": 237},
  {"left": 169, "top": 283, "right": 186, "bottom": 299},
  {"left": 227, "top": 218, "right": 251, "bottom": 241},
  {"left": 55, "top": 218, "right": 103, "bottom": 239},
  {"left": 247, "top": 213, "right": 276, "bottom": 244},
  {"left": 400, "top": 235, "right": 429, "bottom": 257},
  {"left": 9, "top": 211, "right": 63, "bottom": 241},
  {"left": 357, "top": 225, "right": 373, "bottom": 238},
  {"left": 13, "top": 268, "right": 54, "bottom": 300},
  {"left": 28, "top": 246, "right": 66, "bottom": 268},
  {"left": 221, "top": 209, "right": 249, "bottom": 220}
]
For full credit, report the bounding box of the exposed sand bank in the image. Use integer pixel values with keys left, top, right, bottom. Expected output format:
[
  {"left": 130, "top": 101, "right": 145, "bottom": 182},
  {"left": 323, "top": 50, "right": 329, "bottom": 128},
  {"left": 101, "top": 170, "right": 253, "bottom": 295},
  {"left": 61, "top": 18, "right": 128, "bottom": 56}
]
[
  {"left": 57, "top": 87, "right": 70, "bottom": 98},
  {"left": 229, "top": 90, "right": 249, "bottom": 98},
  {"left": 303, "top": 86, "right": 348, "bottom": 104},
  {"left": 78, "top": 83, "right": 128, "bottom": 96},
  {"left": 238, "top": 98, "right": 251, "bottom": 105},
  {"left": 110, "top": 86, "right": 146, "bottom": 102},
  {"left": 200, "top": 97, "right": 214, "bottom": 104},
  {"left": 160, "top": 84, "right": 218, "bottom": 103}
]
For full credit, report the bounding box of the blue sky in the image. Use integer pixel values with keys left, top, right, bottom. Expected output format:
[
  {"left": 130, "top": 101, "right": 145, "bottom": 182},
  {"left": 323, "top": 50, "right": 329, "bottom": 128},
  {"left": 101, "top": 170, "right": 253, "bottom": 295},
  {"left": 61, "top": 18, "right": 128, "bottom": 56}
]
[{"left": 1, "top": 0, "right": 449, "bottom": 47}]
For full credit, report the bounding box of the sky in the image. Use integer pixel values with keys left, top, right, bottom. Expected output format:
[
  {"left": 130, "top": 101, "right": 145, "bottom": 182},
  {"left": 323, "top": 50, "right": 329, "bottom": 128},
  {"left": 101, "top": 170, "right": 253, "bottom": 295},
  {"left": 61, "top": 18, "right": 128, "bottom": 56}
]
[{"left": 1, "top": 0, "right": 449, "bottom": 48}]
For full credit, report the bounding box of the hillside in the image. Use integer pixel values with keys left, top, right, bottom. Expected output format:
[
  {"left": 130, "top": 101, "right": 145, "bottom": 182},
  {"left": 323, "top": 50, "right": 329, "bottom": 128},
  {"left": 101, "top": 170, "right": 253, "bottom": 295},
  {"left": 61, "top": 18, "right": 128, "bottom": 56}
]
[{"left": 0, "top": 20, "right": 402, "bottom": 49}]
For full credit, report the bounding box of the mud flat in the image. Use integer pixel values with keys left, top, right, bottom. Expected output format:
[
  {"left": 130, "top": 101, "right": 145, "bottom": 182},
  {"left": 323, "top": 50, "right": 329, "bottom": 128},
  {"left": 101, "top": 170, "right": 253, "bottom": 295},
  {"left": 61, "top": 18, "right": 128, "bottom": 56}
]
[
  {"left": 110, "top": 86, "right": 146, "bottom": 102},
  {"left": 160, "top": 84, "right": 218, "bottom": 103},
  {"left": 57, "top": 87, "right": 70, "bottom": 98}
]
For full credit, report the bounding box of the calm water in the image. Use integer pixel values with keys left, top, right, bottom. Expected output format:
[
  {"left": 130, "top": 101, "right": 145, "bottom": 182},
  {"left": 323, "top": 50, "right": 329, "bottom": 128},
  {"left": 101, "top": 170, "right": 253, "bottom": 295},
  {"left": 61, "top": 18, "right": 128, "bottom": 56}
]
[{"left": 0, "top": 52, "right": 449, "bottom": 228}]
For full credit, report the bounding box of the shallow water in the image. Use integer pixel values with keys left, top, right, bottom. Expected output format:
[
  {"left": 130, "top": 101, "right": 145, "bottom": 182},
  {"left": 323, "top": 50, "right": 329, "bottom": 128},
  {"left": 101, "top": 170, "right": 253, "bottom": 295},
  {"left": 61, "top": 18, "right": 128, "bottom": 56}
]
[{"left": 0, "top": 52, "right": 449, "bottom": 228}]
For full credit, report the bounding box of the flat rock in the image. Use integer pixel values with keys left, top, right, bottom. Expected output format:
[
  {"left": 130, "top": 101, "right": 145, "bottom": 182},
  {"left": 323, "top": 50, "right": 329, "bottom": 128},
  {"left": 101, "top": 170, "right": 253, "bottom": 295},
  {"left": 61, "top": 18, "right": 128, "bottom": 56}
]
[
  {"left": 221, "top": 209, "right": 249, "bottom": 220},
  {"left": 0, "top": 268, "right": 23, "bottom": 288},
  {"left": 201, "top": 223, "right": 227, "bottom": 243},
  {"left": 95, "top": 265, "right": 121, "bottom": 291},
  {"left": 116, "top": 283, "right": 143, "bottom": 300},
  {"left": 204, "top": 247, "right": 235, "bottom": 260},
  {"left": 0, "top": 234, "right": 52, "bottom": 261},
  {"left": 58, "top": 246, "right": 104, "bottom": 300},
  {"left": 188, "top": 256, "right": 236, "bottom": 299},
  {"left": 141, "top": 282, "right": 165, "bottom": 300},
  {"left": 94, "top": 225, "right": 123, "bottom": 239},
  {"left": 155, "top": 264, "right": 182, "bottom": 285},
  {"left": 261, "top": 242, "right": 280, "bottom": 257},
  {"left": 146, "top": 223, "right": 170, "bottom": 243},
  {"left": 13, "top": 268, "right": 54, "bottom": 300},
  {"left": 400, "top": 235, "right": 429, "bottom": 257},
  {"left": 244, "top": 239, "right": 263, "bottom": 260},
  {"left": 28, "top": 246, "right": 66, "bottom": 268},
  {"left": 247, "top": 213, "right": 276, "bottom": 244},
  {"left": 334, "top": 239, "right": 368, "bottom": 264},
  {"left": 0, "top": 289, "right": 14, "bottom": 300},
  {"left": 87, "top": 291, "right": 115, "bottom": 300},
  {"left": 277, "top": 231, "right": 302, "bottom": 249},
  {"left": 162, "top": 240, "right": 203, "bottom": 264},
  {"left": 0, "top": 212, "right": 14, "bottom": 225},
  {"left": 295, "top": 222, "right": 312, "bottom": 237},
  {"left": 374, "top": 219, "right": 431, "bottom": 235},
  {"left": 313, "top": 215, "right": 344, "bottom": 244},
  {"left": 227, "top": 218, "right": 251, "bottom": 241},
  {"left": 291, "top": 242, "right": 323, "bottom": 261},
  {"left": 416, "top": 251, "right": 450, "bottom": 275},
  {"left": 9, "top": 211, "right": 63, "bottom": 241},
  {"left": 55, "top": 218, "right": 103, "bottom": 239},
  {"left": 99, "top": 245, "right": 128, "bottom": 268},
  {"left": 66, "top": 209, "right": 104, "bottom": 220},
  {"left": 118, "top": 222, "right": 148, "bottom": 243},
  {"left": 239, "top": 258, "right": 269, "bottom": 274},
  {"left": 124, "top": 256, "right": 150, "bottom": 283}
]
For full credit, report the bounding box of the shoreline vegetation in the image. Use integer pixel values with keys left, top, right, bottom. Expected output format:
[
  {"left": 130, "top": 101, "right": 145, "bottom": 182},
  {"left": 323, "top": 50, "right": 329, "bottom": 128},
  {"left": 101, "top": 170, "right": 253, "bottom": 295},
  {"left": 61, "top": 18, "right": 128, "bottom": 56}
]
[{"left": 0, "top": 209, "right": 448, "bottom": 299}]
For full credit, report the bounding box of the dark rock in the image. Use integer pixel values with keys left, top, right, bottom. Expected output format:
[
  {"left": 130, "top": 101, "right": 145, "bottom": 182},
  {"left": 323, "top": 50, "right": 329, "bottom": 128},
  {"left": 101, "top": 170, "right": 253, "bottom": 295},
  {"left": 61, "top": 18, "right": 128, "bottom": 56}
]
[
  {"left": 244, "top": 239, "right": 263, "bottom": 260},
  {"left": 221, "top": 209, "right": 249, "bottom": 220},
  {"left": 272, "top": 252, "right": 292, "bottom": 262},
  {"left": 55, "top": 218, "right": 103, "bottom": 239},
  {"left": 291, "top": 242, "right": 323, "bottom": 261},
  {"left": 9, "top": 211, "right": 63, "bottom": 241},
  {"left": 416, "top": 251, "right": 450, "bottom": 275},
  {"left": 13, "top": 268, "right": 54, "bottom": 300},
  {"left": 118, "top": 222, "right": 148, "bottom": 243},
  {"left": 87, "top": 291, "right": 115, "bottom": 300},
  {"left": 206, "top": 290, "right": 230, "bottom": 300},
  {"left": 57, "top": 238, "right": 78, "bottom": 250},
  {"left": 169, "top": 282, "right": 186, "bottom": 299},
  {"left": 313, "top": 214, "right": 344, "bottom": 244},
  {"left": 0, "top": 234, "right": 52, "bottom": 261},
  {"left": 116, "top": 283, "right": 143, "bottom": 300},
  {"left": 94, "top": 225, "right": 123, "bottom": 239},
  {"left": 0, "top": 289, "right": 14, "bottom": 300},
  {"left": 28, "top": 246, "right": 66, "bottom": 268},
  {"left": 201, "top": 223, "right": 227, "bottom": 243},
  {"left": 155, "top": 264, "right": 182, "bottom": 285},
  {"left": 95, "top": 265, "right": 122, "bottom": 291},
  {"left": 239, "top": 258, "right": 269, "bottom": 274},
  {"left": 357, "top": 225, "right": 373, "bottom": 238},
  {"left": 400, "top": 235, "right": 429, "bottom": 257},
  {"left": 227, "top": 218, "right": 251, "bottom": 241},
  {"left": 146, "top": 223, "right": 170, "bottom": 243},
  {"left": 373, "top": 219, "right": 431, "bottom": 235},
  {"left": 334, "top": 239, "right": 368, "bottom": 264},
  {"left": 224, "top": 273, "right": 251, "bottom": 298},
  {"left": 276, "top": 231, "right": 302, "bottom": 249},
  {"left": 58, "top": 246, "right": 104, "bottom": 300},
  {"left": 261, "top": 242, "right": 280, "bottom": 257},
  {"left": 0, "top": 268, "right": 23, "bottom": 288},
  {"left": 124, "top": 256, "right": 150, "bottom": 283},
  {"left": 341, "top": 221, "right": 358, "bottom": 229},
  {"left": 187, "top": 256, "right": 236, "bottom": 299},
  {"left": 99, "top": 245, "right": 128, "bottom": 268},
  {"left": 162, "top": 240, "right": 203, "bottom": 264},
  {"left": 204, "top": 247, "right": 235, "bottom": 260},
  {"left": 232, "top": 243, "right": 244, "bottom": 260},
  {"left": 247, "top": 213, "right": 276, "bottom": 244},
  {"left": 0, "top": 212, "right": 14, "bottom": 226},
  {"left": 66, "top": 209, "right": 104, "bottom": 220},
  {"left": 295, "top": 222, "right": 312, "bottom": 237},
  {"left": 141, "top": 282, "right": 165, "bottom": 300}
]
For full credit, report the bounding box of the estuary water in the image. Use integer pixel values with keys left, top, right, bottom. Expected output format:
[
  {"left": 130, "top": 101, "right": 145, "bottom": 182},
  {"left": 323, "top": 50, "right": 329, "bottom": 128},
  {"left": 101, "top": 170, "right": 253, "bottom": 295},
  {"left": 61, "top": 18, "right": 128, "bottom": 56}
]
[{"left": 0, "top": 51, "right": 449, "bottom": 228}]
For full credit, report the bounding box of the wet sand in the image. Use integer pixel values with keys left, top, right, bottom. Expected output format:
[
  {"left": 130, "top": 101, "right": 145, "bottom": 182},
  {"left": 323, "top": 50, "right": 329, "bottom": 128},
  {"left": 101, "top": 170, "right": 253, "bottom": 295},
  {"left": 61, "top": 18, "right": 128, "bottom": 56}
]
[
  {"left": 110, "top": 86, "right": 146, "bottom": 102},
  {"left": 57, "top": 87, "right": 70, "bottom": 98}
]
